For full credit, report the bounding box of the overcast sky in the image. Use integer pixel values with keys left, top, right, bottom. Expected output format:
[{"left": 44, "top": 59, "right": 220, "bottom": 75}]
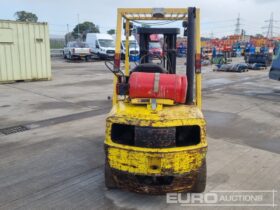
[{"left": 1, "top": 0, "right": 280, "bottom": 38}]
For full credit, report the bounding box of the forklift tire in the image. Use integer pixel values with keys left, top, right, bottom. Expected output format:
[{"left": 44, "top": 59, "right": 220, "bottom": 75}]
[
  {"left": 191, "top": 160, "right": 207, "bottom": 193},
  {"left": 105, "top": 162, "right": 117, "bottom": 189}
]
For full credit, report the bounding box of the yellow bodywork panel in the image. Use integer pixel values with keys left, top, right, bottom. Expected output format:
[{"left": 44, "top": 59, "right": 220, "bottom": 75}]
[
  {"left": 107, "top": 101, "right": 205, "bottom": 123},
  {"left": 118, "top": 8, "right": 188, "bottom": 21},
  {"left": 107, "top": 146, "right": 207, "bottom": 175},
  {"left": 105, "top": 102, "right": 207, "bottom": 175}
]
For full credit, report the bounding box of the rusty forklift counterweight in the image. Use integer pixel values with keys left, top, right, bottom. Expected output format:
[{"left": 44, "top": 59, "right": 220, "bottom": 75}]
[{"left": 104, "top": 7, "right": 207, "bottom": 194}]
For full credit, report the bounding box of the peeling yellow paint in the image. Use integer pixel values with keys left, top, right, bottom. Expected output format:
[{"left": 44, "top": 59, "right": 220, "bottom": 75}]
[
  {"left": 107, "top": 146, "right": 207, "bottom": 175},
  {"left": 105, "top": 101, "right": 207, "bottom": 175}
]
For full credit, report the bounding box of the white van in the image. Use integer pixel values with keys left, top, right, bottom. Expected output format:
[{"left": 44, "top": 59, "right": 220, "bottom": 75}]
[
  {"left": 113, "top": 35, "right": 140, "bottom": 61},
  {"left": 86, "top": 33, "right": 115, "bottom": 59},
  {"left": 122, "top": 35, "right": 140, "bottom": 61}
]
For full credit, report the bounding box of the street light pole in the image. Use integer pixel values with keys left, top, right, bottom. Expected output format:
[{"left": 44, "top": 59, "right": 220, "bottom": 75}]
[{"left": 77, "top": 14, "right": 80, "bottom": 40}]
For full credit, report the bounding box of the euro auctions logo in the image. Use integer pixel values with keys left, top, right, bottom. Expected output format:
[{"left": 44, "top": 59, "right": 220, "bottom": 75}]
[{"left": 166, "top": 190, "right": 277, "bottom": 207}]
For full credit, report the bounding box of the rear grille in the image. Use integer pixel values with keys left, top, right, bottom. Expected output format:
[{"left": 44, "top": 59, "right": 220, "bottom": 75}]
[
  {"left": 130, "top": 50, "right": 139, "bottom": 55},
  {"left": 110, "top": 124, "right": 201, "bottom": 148},
  {"left": 106, "top": 50, "right": 115, "bottom": 54},
  {"left": 0, "top": 125, "right": 29, "bottom": 135}
]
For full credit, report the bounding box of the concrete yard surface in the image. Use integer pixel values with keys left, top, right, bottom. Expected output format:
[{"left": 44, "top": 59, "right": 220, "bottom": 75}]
[{"left": 0, "top": 58, "right": 279, "bottom": 210}]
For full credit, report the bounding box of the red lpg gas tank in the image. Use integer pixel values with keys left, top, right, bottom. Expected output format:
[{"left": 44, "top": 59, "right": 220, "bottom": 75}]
[{"left": 129, "top": 72, "right": 187, "bottom": 104}]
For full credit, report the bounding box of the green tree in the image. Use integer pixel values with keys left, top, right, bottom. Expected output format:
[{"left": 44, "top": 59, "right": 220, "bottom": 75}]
[
  {"left": 14, "top": 11, "right": 38, "bottom": 22},
  {"left": 65, "top": 32, "right": 75, "bottom": 43},
  {"left": 107, "top": 29, "right": 115, "bottom": 35},
  {"left": 72, "top": 21, "right": 99, "bottom": 41}
]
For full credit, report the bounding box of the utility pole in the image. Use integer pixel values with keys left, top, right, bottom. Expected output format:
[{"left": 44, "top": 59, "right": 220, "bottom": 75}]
[
  {"left": 210, "top": 32, "right": 214, "bottom": 39},
  {"left": 66, "top": 24, "right": 70, "bottom": 44},
  {"left": 266, "top": 13, "right": 274, "bottom": 39},
  {"left": 241, "top": 29, "right": 246, "bottom": 41},
  {"left": 234, "top": 13, "right": 241, "bottom": 35},
  {"left": 77, "top": 14, "right": 80, "bottom": 40},
  {"left": 262, "top": 13, "right": 279, "bottom": 39}
]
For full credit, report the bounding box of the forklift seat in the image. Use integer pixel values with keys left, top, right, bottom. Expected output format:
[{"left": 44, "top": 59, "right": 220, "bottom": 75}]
[{"left": 131, "top": 63, "right": 168, "bottom": 74}]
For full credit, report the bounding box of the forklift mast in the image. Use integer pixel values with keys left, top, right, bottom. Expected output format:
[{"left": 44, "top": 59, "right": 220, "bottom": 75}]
[
  {"left": 137, "top": 28, "right": 179, "bottom": 74},
  {"left": 113, "top": 7, "right": 201, "bottom": 109}
]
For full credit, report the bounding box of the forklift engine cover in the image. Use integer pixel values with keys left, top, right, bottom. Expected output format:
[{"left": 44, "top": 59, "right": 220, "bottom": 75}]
[{"left": 129, "top": 72, "right": 187, "bottom": 104}]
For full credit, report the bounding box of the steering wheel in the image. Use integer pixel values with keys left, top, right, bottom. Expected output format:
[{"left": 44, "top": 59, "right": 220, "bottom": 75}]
[{"left": 139, "top": 53, "right": 164, "bottom": 66}]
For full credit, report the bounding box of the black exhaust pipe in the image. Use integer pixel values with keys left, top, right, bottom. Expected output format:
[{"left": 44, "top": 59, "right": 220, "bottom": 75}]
[{"left": 186, "top": 7, "right": 196, "bottom": 105}]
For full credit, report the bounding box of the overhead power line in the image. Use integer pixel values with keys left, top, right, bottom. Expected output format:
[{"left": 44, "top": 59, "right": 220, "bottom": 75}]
[
  {"left": 234, "top": 13, "right": 241, "bottom": 35},
  {"left": 262, "top": 13, "right": 280, "bottom": 39}
]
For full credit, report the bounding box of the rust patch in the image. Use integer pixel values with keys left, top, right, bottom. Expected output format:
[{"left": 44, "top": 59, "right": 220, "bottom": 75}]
[
  {"left": 108, "top": 163, "right": 205, "bottom": 195},
  {"left": 104, "top": 145, "right": 206, "bottom": 194}
]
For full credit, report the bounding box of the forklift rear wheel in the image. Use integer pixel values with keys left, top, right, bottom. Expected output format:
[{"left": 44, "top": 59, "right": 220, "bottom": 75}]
[
  {"left": 105, "top": 162, "right": 117, "bottom": 189},
  {"left": 192, "top": 160, "right": 207, "bottom": 193}
]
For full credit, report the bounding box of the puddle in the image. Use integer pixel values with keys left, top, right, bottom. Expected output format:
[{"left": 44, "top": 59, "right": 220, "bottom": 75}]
[
  {"left": 204, "top": 110, "right": 280, "bottom": 154},
  {"left": 0, "top": 105, "right": 10, "bottom": 108},
  {"left": 204, "top": 111, "right": 236, "bottom": 128},
  {"left": 243, "top": 89, "right": 275, "bottom": 96},
  {"left": 205, "top": 78, "right": 232, "bottom": 86},
  {"left": 229, "top": 88, "right": 280, "bottom": 102}
]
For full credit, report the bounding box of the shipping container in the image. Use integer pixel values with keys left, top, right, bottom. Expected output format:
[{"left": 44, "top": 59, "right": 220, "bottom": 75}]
[{"left": 0, "top": 20, "right": 51, "bottom": 83}]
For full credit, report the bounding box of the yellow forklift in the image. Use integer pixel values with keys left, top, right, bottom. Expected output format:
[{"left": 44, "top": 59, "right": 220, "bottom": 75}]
[{"left": 104, "top": 8, "right": 207, "bottom": 194}]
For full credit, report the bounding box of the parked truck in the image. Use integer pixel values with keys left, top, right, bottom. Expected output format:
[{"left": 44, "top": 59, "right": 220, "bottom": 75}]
[
  {"left": 86, "top": 33, "right": 115, "bottom": 60},
  {"left": 247, "top": 53, "right": 273, "bottom": 67},
  {"left": 63, "top": 41, "right": 91, "bottom": 61}
]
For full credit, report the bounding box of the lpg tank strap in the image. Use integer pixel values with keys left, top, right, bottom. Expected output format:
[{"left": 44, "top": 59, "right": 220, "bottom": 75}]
[{"left": 153, "top": 73, "right": 160, "bottom": 93}]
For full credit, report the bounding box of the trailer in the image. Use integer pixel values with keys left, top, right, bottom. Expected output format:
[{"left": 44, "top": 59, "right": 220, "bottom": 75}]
[{"left": 247, "top": 53, "right": 273, "bottom": 67}]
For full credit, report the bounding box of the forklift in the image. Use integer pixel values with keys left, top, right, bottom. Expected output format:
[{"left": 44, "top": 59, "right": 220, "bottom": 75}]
[{"left": 104, "top": 8, "right": 207, "bottom": 194}]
